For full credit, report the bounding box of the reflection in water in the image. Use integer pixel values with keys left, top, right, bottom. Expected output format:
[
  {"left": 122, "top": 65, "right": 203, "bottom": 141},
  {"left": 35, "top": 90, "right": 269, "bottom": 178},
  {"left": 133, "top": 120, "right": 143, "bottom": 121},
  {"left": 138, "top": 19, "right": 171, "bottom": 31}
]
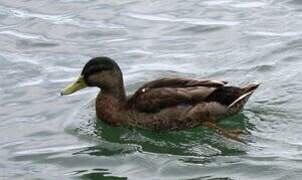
[
  {"left": 61, "top": 100, "right": 249, "bottom": 179},
  {"left": 76, "top": 169, "right": 127, "bottom": 180},
  {"left": 74, "top": 102, "right": 249, "bottom": 157}
]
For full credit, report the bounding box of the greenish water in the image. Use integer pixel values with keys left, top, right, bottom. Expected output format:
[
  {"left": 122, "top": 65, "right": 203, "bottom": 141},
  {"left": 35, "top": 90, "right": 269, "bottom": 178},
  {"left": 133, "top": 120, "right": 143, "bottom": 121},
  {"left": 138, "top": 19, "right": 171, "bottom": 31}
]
[{"left": 1, "top": 0, "right": 302, "bottom": 179}]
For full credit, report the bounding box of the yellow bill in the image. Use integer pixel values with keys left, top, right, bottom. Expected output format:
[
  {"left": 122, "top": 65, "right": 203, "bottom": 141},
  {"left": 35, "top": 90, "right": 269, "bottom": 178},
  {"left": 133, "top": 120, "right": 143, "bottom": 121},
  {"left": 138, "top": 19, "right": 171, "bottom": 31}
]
[{"left": 61, "top": 75, "right": 87, "bottom": 95}]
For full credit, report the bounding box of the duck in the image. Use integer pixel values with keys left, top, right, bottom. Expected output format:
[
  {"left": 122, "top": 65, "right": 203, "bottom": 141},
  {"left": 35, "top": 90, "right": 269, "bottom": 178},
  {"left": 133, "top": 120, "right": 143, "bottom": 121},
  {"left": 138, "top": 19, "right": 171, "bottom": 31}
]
[{"left": 61, "top": 57, "right": 260, "bottom": 141}]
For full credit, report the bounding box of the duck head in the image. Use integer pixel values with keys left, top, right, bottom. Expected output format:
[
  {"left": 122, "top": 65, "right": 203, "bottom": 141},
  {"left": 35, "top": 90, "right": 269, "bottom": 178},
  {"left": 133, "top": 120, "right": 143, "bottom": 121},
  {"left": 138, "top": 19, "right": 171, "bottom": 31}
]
[{"left": 61, "top": 57, "right": 124, "bottom": 96}]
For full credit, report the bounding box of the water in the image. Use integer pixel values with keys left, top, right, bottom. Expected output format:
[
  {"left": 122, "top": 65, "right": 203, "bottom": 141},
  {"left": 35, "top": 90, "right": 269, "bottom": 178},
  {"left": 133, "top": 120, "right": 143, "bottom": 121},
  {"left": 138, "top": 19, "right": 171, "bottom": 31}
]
[{"left": 1, "top": 0, "right": 302, "bottom": 179}]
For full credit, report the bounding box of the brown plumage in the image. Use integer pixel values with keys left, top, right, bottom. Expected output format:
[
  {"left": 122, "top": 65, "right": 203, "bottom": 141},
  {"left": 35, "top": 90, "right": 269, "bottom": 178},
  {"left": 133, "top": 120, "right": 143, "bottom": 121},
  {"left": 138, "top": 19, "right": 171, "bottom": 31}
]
[{"left": 61, "top": 57, "right": 260, "bottom": 141}]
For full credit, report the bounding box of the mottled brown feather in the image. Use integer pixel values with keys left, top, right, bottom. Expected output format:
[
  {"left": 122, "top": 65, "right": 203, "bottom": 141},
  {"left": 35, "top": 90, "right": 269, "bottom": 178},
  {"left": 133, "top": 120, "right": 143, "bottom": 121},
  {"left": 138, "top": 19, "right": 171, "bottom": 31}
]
[{"left": 127, "top": 78, "right": 227, "bottom": 112}]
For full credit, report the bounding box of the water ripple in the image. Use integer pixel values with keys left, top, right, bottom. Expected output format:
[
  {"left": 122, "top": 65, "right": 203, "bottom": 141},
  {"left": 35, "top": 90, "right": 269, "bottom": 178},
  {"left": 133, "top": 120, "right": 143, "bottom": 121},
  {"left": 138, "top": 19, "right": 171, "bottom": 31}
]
[
  {"left": 124, "top": 12, "right": 240, "bottom": 26},
  {"left": 1, "top": 0, "right": 302, "bottom": 179},
  {"left": 3, "top": 5, "right": 123, "bottom": 29},
  {"left": 246, "top": 31, "right": 302, "bottom": 37}
]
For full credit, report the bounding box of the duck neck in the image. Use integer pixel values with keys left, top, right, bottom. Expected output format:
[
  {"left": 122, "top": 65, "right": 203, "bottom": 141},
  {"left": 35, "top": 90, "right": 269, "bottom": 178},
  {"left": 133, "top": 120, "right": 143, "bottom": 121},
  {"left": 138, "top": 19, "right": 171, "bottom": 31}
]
[{"left": 98, "top": 78, "right": 127, "bottom": 103}]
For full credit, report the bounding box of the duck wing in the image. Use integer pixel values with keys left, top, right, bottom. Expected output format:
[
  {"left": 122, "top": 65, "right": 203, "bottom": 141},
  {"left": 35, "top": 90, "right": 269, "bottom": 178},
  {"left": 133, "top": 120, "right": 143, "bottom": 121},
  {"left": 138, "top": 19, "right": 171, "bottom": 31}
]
[{"left": 127, "top": 77, "right": 228, "bottom": 112}]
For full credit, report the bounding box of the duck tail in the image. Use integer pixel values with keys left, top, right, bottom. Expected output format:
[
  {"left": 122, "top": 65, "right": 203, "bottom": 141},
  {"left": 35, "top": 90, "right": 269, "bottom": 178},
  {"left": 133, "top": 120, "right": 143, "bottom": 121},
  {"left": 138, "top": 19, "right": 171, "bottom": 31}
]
[
  {"left": 242, "top": 82, "right": 261, "bottom": 94},
  {"left": 227, "top": 82, "right": 261, "bottom": 109}
]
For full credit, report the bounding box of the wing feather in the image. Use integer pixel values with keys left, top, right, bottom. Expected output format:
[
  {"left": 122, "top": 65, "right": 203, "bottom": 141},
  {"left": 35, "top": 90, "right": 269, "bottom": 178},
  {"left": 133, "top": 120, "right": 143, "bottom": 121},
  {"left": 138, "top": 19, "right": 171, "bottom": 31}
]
[{"left": 127, "top": 78, "right": 227, "bottom": 112}]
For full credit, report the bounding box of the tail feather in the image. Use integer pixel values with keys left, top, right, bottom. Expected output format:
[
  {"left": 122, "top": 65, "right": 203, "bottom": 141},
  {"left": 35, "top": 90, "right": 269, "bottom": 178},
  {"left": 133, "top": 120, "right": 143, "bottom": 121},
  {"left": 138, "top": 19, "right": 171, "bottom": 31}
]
[
  {"left": 204, "top": 82, "right": 260, "bottom": 109},
  {"left": 242, "top": 82, "right": 261, "bottom": 93},
  {"left": 227, "top": 91, "right": 253, "bottom": 109},
  {"left": 228, "top": 82, "right": 260, "bottom": 109}
]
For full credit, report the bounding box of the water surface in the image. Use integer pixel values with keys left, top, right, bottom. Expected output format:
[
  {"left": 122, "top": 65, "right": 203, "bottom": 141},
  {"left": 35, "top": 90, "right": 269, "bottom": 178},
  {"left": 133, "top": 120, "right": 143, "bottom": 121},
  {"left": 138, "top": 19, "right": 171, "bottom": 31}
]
[{"left": 1, "top": 0, "right": 302, "bottom": 179}]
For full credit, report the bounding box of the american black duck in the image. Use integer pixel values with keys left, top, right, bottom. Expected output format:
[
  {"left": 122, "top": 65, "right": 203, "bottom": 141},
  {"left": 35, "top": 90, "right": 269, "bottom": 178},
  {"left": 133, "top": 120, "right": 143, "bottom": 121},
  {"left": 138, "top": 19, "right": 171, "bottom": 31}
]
[{"left": 61, "top": 57, "right": 260, "bottom": 141}]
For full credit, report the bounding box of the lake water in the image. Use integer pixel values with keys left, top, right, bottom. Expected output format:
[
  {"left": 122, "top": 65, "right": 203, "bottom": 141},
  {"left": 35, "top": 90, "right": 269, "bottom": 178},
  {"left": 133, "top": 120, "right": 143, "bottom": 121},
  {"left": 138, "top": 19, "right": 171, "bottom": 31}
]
[{"left": 1, "top": 0, "right": 302, "bottom": 179}]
